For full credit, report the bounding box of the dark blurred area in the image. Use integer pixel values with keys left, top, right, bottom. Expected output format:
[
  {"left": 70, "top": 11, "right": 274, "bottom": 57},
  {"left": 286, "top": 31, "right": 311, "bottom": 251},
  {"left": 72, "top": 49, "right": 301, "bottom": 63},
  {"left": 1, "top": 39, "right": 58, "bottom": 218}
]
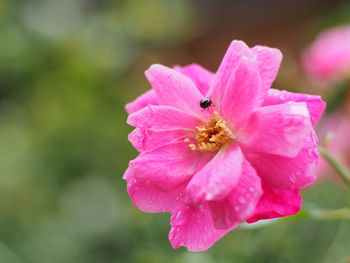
[{"left": 1, "top": 0, "right": 350, "bottom": 262}]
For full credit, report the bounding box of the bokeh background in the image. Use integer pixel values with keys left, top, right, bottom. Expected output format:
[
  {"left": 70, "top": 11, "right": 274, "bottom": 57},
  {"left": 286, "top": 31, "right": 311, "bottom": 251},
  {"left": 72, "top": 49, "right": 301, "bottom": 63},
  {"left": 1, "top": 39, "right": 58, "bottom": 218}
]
[{"left": 1, "top": 0, "right": 350, "bottom": 262}]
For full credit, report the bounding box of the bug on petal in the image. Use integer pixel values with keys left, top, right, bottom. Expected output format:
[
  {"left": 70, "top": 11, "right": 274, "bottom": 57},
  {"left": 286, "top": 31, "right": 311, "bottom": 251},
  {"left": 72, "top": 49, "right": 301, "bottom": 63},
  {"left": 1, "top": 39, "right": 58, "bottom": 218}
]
[{"left": 200, "top": 97, "right": 212, "bottom": 109}]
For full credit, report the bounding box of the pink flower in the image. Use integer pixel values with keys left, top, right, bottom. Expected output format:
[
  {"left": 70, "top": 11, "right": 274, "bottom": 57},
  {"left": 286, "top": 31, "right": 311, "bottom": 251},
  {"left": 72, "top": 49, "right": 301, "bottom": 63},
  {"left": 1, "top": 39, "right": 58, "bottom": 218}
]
[
  {"left": 302, "top": 25, "right": 350, "bottom": 85},
  {"left": 124, "top": 40, "right": 326, "bottom": 251}
]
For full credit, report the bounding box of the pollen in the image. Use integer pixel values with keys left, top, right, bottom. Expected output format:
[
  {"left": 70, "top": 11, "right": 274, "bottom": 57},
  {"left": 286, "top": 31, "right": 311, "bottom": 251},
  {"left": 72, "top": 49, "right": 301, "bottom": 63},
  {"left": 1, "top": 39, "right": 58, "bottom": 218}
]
[{"left": 188, "top": 112, "right": 233, "bottom": 152}]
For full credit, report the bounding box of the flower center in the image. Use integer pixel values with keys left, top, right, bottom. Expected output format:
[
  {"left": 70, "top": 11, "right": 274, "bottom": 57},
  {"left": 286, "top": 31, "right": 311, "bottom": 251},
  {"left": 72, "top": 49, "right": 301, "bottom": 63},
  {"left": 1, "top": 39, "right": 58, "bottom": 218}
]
[{"left": 188, "top": 112, "right": 233, "bottom": 152}]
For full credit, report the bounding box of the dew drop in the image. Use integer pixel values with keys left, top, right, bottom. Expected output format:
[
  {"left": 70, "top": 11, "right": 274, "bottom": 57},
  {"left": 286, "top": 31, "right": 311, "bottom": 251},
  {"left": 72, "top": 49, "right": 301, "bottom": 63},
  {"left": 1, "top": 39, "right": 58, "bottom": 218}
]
[
  {"left": 289, "top": 173, "right": 297, "bottom": 184},
  {"left": 238, "top": 196, "right": 246, "bottom": 204},
  {"left": 175, "top": 210, "right": 183, "bottom": 221}
]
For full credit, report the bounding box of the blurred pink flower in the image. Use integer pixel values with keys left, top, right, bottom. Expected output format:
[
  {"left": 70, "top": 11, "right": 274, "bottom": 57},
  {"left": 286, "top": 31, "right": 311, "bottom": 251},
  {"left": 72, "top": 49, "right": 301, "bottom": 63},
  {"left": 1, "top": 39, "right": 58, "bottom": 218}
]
[
  {"left": 124, "top": 40, "right": 326, "bottom": 251},
  {"left": 302, "top": 25, "right": 350, "bottom": 85}
]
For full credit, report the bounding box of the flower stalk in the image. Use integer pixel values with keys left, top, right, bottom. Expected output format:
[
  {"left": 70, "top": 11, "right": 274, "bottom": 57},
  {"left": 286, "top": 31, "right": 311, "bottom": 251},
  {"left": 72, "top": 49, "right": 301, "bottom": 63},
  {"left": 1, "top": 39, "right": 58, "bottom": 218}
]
[
  {"left": 318, "top": 146, "right": 350, "bottom": 191},
  {"left": 240, "top": 207, "right": 350, "bottom": 229}
]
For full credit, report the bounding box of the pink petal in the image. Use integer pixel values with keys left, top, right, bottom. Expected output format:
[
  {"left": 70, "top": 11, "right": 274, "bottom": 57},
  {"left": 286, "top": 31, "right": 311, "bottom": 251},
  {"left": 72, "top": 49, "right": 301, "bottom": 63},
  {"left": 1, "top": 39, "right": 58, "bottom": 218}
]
[
  {"left": 241, "top": 102, "right": 311, "bottom": 158},
  {"left": 252, "top": 45, "right": 282, "bottom": 92},
  {"left": 127, "top": 105, "right": 201, "bottom": 129},
  {"left": 247, "top": 183, "right": 302, "bottom": 223},
  {"left": 263, "top": 89, "right": 326, "bottom": 126},
  {"left": 124, "top": 169, "right": 186, "bottom": 213},
  {"left": 169, "top": 204, "right": 238, "bottom": 251},
  {"left": 244, "top": 131, "right": 319, "bottom": 190},
  {"left": 209, "top": 159, "right": 262, "bottom": 229},
  {"left": 220, "top": 55, "right": 263, "bottom": 128},
  {"left": 186, "top": 144, "right": 243, "bottom": 202},
  {"left": 125, "top": 89, "right": 158, "bottom": 114},
  {"left": 129, "top": 128, "right": 191, "bottom": 152},
  {"left": 145, "top": 64, "right": 207, "bottom": 117},
  {"left": 207, "top": 40, "right": 252, "bottom": 108},
  {"left": 174, "top": 63, "right": 214, "bottom": 95},
  {"left": 125, "top": 142, "right": 213, "bottom": 191}
]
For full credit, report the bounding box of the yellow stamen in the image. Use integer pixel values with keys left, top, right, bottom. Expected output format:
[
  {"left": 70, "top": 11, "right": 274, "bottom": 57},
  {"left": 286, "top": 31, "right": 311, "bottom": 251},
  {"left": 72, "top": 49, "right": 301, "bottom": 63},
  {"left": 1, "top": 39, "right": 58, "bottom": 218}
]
[{"left": 187, "top": 112, "right": 233, "bottom": 152}]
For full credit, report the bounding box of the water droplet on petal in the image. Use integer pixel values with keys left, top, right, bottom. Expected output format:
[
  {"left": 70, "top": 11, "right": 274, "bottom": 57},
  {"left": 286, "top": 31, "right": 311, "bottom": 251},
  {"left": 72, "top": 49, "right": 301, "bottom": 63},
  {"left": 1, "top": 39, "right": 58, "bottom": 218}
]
[
  {"left": 238, "top": 196, "right": 246, "bottom": 204},
  {"left": 174, "top": 210, "right": 185, "bottom": 226},
  {"left": 289, "top": 173, "right": 297, "bottom": 184}
]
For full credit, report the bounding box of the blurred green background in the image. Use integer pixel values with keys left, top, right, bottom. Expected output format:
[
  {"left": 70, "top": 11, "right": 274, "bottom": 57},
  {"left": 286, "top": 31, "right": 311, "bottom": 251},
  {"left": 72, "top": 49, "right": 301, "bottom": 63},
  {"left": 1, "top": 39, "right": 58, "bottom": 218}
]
[{"left": 1, "top": 0, "right": 350, "bottom": 262}]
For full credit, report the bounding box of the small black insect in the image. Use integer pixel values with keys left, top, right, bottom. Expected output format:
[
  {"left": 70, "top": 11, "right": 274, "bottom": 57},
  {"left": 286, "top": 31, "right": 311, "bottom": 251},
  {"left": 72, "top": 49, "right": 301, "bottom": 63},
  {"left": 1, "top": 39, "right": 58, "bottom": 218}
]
[{"left": 200, "top": 97, "right": 212, "bottom": 109}]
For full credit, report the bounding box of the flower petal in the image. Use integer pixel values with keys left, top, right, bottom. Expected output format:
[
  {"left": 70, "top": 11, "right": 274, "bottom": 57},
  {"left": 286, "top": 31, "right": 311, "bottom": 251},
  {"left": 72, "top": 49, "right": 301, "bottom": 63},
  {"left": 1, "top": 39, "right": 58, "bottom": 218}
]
[
  {"left": 241, "top": 102, "right": 311, "bottom": 158},
  {"left": 247, "top": 183, "right": 302, "bottom": 223},
  {"left": 220, "top": 55, "right": 263, "bottom": 128},
  {"left": 125, "top": 89, "right": 158, "bottom": 114},
  {"left": 252, "top": 45, "right": 282, "bottom": 92},
  {"left": 124, "top": 169, "right": 186, "bottom": 213},
  {"left": 209, "top": 159, "right": 262, "bottom": 229},
  {"left": 169, "top": 204, "right": 238, "bottom": 251},
  {"left": 263, "top": 89, "right": 326, "bottom": 126},
  {"left": 244, "top": 131, "right": 319, "bottom": 190},
  {"left": 145, "top": 64, "right": 206, "bottom": 117},
  {"left": 207, "top": 40, "right": 252, "bottom": 108},
  {"left": 186, "top": 144, "right": 243, "bottom": 202},
  {"left": 127, "top": 105, "right": 201, "bottom": 129},
  {"left": 129, "top": 128, "right": 191, "bottom": 152},
  {"left": 174, "top": 63, "right": 214, "bottom": 95},
  {"left": 125, "top": 142, "right": 213, "bottom": 191}
]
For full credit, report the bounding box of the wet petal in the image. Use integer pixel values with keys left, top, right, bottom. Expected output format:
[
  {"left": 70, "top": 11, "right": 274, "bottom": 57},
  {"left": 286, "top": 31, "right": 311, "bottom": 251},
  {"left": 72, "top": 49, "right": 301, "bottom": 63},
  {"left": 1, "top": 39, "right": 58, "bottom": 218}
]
[
  {"left": 125, "top": 169, "right": 186, "bottom": 213},
  {"left": 127, "top": 105, "right": 201, "bottom": 129},
  {"left": 125, "top": 89, "right": 158, "bottom": 114},
  {"left": 207, "top": 40, "right": 252, "bottom": 108},
  {"left": 242, "top": 102, "right": 311, "bottom": 158},
  {"left": 209, "top": 159, "right": 262, "bottom": 229},
  {"left": 252, "top": 45, "right": 282, "bottom": 92},
  {"left": 125, "top": 142, "right": 213, "bottom": 191},
  {"left": 129, "top": 128, "right": 191, "bottom": 152},
  {"left": 145, "top": 64, "right": 206, "bottom": 117},
  {"left": 244, "top": 131, "right": 319, "bottom": 190},
  {"left": 220, "top": 55, "right": 263, "bottom": 128},
  {"left": 174, "top": 63, "right": 214, "bottom": 95},
  {"left": 247, "top": 183, "right": 302, "bottom": 223},
  {"left": 169, "top": 204, "right": 238, "bottom": 251},
  {"left": 186, "top": 144, "right": 243, "bottom": 202},
  {"left": 263, "top": 89, "right": 326, "bottom": 126}
]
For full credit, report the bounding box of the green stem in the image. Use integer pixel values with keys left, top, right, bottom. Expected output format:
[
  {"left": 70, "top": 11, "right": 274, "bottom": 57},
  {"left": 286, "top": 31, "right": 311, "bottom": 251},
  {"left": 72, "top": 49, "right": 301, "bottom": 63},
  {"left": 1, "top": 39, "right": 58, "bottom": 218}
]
[
  {"left": 289, "top": 208, "right": 350, "bottom": 220},
  {"left": 325, "top": 80, "right": 349, "bottom": 113},
  {"left": 240, "top": 208, "right": 350, "bottom": 229},
  {"left": 318, "top": 146, "right": 350, "bottom": 191}
]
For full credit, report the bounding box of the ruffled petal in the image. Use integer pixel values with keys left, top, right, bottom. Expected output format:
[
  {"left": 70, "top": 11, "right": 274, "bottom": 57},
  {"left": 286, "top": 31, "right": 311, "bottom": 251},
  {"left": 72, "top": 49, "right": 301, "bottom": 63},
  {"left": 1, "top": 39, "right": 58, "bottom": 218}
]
[
  {"left": 263, "top": 89, "right": 326, "bottom": 126},
  {"left": 124, "top": 169, "right": 186, "bottom": 213},
  {"left": 209, "top": 159, "right": 262, "bottom": 229},
  {"left": 169, "top": 204, "right": 238, "bottom": 251},
  {"left": 207, "top": 40, "right": 252, "bottom": 108},
  {"left": 252, "top": 46, "right": 282, "bottom": 92},
  {"left": 129, "top": 128, "right": 191, "bottom": 152},
  {"left": 241, "top": 102, "right": 311, "bottom": 158},
  {"left": 220, "top": 54, "right": 263, "bottom": 128},
  {"left": 186, "top": 144, "right": 243, "bottom": 202},
  {"left": 247, "top": 183, "right": 302, "bottom": 223},
  {"left": 127, "top": 105, "right": 201, "bottom": 129},
  {"left": 244, "top": 131, "right": 319, "bottom": 190},
  {"left": 174, "top": 64, "right": 214, "bottom": 95},
  {"left": 125, "top": 89, "right": 158, "bottom": 114},
  {"left": 145, "top": 64, "right": 207, "bottom": 117},
  {"left": 125, "top": 142, "right": 213, "bottom": 191}
]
